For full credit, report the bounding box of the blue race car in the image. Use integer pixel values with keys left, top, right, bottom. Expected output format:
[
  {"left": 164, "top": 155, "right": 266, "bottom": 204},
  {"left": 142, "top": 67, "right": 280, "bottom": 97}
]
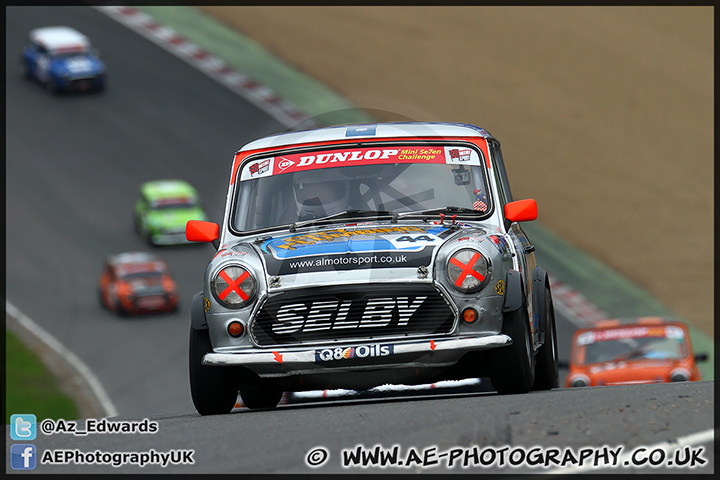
[{"left": 21, "top": 26, "right": 106, "bottom": 93}]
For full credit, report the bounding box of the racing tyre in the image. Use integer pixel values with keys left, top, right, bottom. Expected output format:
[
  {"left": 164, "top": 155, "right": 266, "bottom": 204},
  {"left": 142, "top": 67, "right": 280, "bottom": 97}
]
[
  {"left": 189, "top": 326, "right": 238, "bottom": 415},
  {"left": 46, "top": 77, "right": 59, "bottom": 94},
  {"left": 490, "top": 303, "right": 535, "bottom": 394},
  {"left": 239, "top": 384, "right": 284, "bottom": 410},
  {"left": 107, "top": 292, "right": 127, "bottom": 317},
  {"left": 21, "top": 60, "right": 31, "bottom": 79},
  {"left": 532, "top": 284, "right": 559, "bottom": 390},
  {"left": 115, "top": 299, "right": 129, "bottom": 317},
  {"left": 145, "top": 231, "right": 157, "bottom": 248},
  {"left": 98, "top": 289, "right": 107, "bottom": 310}
]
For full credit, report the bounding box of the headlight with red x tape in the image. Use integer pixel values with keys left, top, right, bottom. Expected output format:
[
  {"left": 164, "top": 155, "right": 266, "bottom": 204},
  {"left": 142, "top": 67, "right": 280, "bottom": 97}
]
[
  {"left": 446, "top": 248, "right": 490, "bottom": 293},
  {"left": 211, "top": 264, "right": 257, "bottom": 308}
]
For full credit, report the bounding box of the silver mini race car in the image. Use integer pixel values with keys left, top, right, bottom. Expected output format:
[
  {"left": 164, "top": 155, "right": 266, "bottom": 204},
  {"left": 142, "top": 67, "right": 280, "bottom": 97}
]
[{"left": 186, "top": 122, "right": 559, "bottom": 414}]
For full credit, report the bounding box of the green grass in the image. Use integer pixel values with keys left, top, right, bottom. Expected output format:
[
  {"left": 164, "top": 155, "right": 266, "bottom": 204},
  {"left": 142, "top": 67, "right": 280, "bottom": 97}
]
[{"left": 5, "top": 329, "right": 79, "bottom": 423}]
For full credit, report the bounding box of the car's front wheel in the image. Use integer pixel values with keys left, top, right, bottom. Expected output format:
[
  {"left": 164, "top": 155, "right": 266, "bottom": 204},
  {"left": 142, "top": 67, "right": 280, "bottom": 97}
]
[
  {"left": 98, "top": 289, "right": 107, "bottom": 310},
  {"left": 46, "top": 77, "right": 59, "bottom": 94},
  {"left": 21, "top": 60, "right": 32, "bottom": 79},
  {"left": 532, "top": 284, "right": 559, "bottom": 390},
  {"left": 239, "top": 384, "right": 284, "bottom": 410},
  {"left": 95, "top": 75, "right": 106, "bottom": 92},
  {"left": 189, "top": 326, "right": 238, "bottom": 415},
  {"left": 145, "top": 229, "right": 157, "bottom": 248},
  {"left": 489, "top": 303, "right": 535, "bottom": 395}
]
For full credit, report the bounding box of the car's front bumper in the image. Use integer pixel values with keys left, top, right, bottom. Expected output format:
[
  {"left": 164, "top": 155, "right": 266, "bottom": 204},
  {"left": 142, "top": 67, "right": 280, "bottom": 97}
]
[
  {"left": 202, "top": 334, "right": 511, "bottom": 377},
  {"left": 120, "top": 294, "right": 177, "bottom": 315},
  {"left": 55, "top": 74, "right": 104, "bottom": 91},
  {"left": 151, "top": 231, "right": 193, "bottom": 245}
]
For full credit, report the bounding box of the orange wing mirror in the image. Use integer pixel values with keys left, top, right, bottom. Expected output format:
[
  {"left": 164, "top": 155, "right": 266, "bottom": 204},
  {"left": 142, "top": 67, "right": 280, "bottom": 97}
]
[
  {"left": 504, "top": 199, "right": 538, "bottom": 223},
  {"left": 186, "top": 220, "right": 219, "bottom": 244}
]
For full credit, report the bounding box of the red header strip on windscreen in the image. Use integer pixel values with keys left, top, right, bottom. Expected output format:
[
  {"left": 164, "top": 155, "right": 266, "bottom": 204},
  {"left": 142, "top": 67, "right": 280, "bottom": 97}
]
[{"left": 230, "top": 137, "right": 491, "bottom": 185}]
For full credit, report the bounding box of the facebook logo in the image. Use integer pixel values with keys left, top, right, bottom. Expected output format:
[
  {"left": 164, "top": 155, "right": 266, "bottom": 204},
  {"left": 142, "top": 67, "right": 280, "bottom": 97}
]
[
  {"left": 11, "top": 444, "right": 37, "bottom": 470},
  {"left": 10, "top": 414, "right": 36, "bottom": 440}
]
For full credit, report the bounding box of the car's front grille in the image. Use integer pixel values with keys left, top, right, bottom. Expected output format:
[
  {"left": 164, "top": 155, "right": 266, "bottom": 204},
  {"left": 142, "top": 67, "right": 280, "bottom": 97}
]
[
  {"left": 68, "top": 78, "right": 97, "bottom": 90},
  {"left": 134, "top": 295, "right": 167, "bottom": 308},
  {"left": 134, "top": 287, "right": 165, "bottom": 298},
  {"left": 251, "top": 284, "right": 455, "bottom": 347}
]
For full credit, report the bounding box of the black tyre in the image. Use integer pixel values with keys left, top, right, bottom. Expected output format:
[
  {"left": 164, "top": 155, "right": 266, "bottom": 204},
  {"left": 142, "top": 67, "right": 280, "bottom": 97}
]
[
  {"left": 116, "top": 302, "right": 129, "bottom": 317},
  {"left": 490, "top": 303, "right": 535, "bottom": 395},
  {"left": 46, "top": 77, "right": 58, "bottom": 94},
  {"left": 532, "top": 284, "right": 559, "bottom": 390},
  {"left": 145, "top": 231, "right": 157, "bottom": 248},
  {"left": 98, "top": 289, "right": 107, "bottom": 310},
  {"left": 21, "top": 60, "right": 31, "bottom": 79},
  {"left": 107, "top": 291, "right": 125, "bottom": 316},
  {"left": 239, "top": 384, "right": 284, "bottom": 410},
  {"left": 189, "top": 326, "right": 238, "bottom": 415}
]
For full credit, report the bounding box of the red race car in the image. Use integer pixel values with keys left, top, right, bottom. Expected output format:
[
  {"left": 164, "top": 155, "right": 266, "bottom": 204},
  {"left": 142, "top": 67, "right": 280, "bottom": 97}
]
[
  {"left": 565, "top": 317, "right": 707, "bottom": 387},
  {"left": 98, "top": 252, "right": 178, "bottom": 316}
]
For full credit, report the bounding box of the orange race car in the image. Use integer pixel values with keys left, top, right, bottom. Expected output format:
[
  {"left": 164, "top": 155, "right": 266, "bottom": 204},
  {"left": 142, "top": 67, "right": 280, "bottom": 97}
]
[
  {"left": 98, "top": 252, "right": 178, "bottom": 316},
  {"left": 565, "top": 318, "right": 707, "bottom": 387}
]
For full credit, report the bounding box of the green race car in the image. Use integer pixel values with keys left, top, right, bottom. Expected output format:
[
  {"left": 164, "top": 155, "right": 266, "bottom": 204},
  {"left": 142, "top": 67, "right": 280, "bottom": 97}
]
[{"left": 134, "top": 180, "right": 208, "bottom": 246}]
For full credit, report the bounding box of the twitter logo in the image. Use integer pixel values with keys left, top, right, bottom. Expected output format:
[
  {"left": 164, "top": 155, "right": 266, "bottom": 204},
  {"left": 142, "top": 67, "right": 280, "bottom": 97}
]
[{"left": 10, "top": 414, "right": 36, "bottom": 440}]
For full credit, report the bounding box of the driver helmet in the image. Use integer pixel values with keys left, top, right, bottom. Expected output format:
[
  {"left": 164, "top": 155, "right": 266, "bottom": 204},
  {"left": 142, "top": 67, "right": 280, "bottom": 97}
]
[{"left": 292, "top": 169, "right": 350, "bottom": 220}]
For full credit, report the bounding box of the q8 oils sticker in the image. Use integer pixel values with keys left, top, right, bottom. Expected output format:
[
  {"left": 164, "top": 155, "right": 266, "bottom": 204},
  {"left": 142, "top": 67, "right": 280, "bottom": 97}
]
[{"left": 315, "top": 344, "right": 394, "bottom": 362}]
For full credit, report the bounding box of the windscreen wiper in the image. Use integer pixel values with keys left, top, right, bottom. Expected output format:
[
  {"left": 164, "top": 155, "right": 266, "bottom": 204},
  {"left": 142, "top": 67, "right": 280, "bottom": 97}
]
[
  {"left": 289, "top": 209, "right": 391, "bottom": 232},
  {"left": 395, "top": 205, "right": 481, "bottom": 221},
  {"left": 420, "top": 206, "right": 479, "bottom": 215}
]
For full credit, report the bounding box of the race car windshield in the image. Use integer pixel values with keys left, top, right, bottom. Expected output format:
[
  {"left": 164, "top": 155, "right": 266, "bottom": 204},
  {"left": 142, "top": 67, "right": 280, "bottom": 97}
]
[
  {"left": 574, "top": 331, "right": 688, "bottom": 365},
  {"left": 232, "top": 144, "right": 492, "bottom": 232},
  {"left": 150, "top": 198, "right": 197, "bottom": 211},
  {"left": 51, "top": 52, "right": 88, "bottom": 59},
  {"left": 118, "top": 271, "right": 163, "bottom": 281}
]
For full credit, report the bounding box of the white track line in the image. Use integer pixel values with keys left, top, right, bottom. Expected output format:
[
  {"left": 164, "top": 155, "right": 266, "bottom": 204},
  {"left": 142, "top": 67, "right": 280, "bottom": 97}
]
[{"left": 6, "top": 300, "right": 118, "bottom": 418}]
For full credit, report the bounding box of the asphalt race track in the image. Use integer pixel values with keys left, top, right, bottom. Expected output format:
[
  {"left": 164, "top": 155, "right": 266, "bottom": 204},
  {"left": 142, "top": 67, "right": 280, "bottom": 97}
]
[
  {"left": 6, "top": 6, "right": 282, "bottom": 418},
  {"left": 5, "top": 6, "right": 714, "bottom": 474}
]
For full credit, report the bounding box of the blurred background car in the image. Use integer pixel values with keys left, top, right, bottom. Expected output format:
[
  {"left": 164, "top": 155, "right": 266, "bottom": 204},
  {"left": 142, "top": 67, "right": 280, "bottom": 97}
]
[
  {"left": 134, "top": 179, "right": 208, "bottom": 246},
  {"left": 564, "top": 317, "right": 707, "bottom": 387},
  {"left": 21, "top": 25, "right": 106, "bottom": 93},
  {"left": 98, "top": 252, "right": 178, "bottom": 316}
]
